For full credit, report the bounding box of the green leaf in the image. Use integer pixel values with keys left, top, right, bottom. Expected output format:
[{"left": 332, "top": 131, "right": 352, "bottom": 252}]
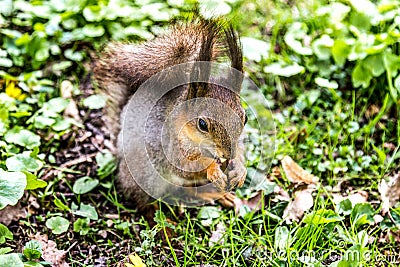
[
  {"left": 383, "top": 52, "right": 399, "bottom": 76},
  {"left": 34, "top": 115, "right": 56, "bottom": 128},
  {"left": 350, "top": 11, "right": 371, "bottom": 31},
  {"left": 72, "top": 176, "right": 99, "bottom": 194},
  {"left": 154, "top": 210, "right": 175, "bottom": 229},
  {"left": 352, "top": 63, "right": 372, "bottom": 88},
  {"left": 364, "top": 54, "right": 385, "bottom": 77},
  {"left": 24, "top": 172, "right": 47, "bottom": 190},
  {"left": 348, "top": 121, "right": 360, "bottom": 133},
  {"left": 0, "top": 253, "right": 24, "bottom": 267},
  {"left": 73, "top": 203, "right": 98, "bottom": 220},
  {"left": 350, "top": 203, "right": 374, "bottom": 227},
  {"left": 0, "top": 223, "right": 13, "bottom": 244},
  {"left": 0, "top": 247, "right": 12, "bottom": 255},
  {"left": 5, "top": 129, "right": 41, "bottom": 149},
  {"left": 124, "top": 26, "right": 153, "bottom": 39},
  {"left": 107, "top": 22, "right": 126, "bottom": 40},
  {"left": 52, "top": 61, "right": 73, "bottom": 73},
  {"left": 332, "top": 39, "right": 350, "bottom": 67},
  {"left": 6, "top": 154, "right": 40, "bottom": 172},
  {"left": 23, "top": 240, "right": 42, "bottom": 260},
  {"left": 197, "top": 205, "right": 222, "bottom": 226},
  {"left": 45, "top": 216, "right": 70, "bottom": 234},
  {"left": 83, "top": 5, "right": 103, "bottom": 22},
  {"left": 73, "top": 218, "right": 90, "bottom": 235},
  {"left": 34, "top": 47, "right": 50, "bottom": 62},
  {"left": 198, "top": 206, "right": 220, "bottom": 220},
  {"left": 284, "top": 22, "right": 313, "bottom": 55},
  {"left": 44, "top": 97, "right": 69, "bottom": 113},
  {"left": 83, "top": 94, "right": 106, "bottom": 109},
  {"left": 394, "top": 74, "right": 400, "bottom": 94},
  {"left": 241, "top": 37, "right": 269, "bottom": 62},
  {"left": 53, "top": 196, "right": 70, "bottom": 211},
  {"left": 0, "top": 0, "right": 13, "bottom": 16},
  {"left": 96, "top": 151, "right": 117, "bottom": 179},
  {"left": 0, "top": 170, "right": 26, "bottom": 209},
  {"left": 337, "top": 199, "right": 352, "bottom": 215},
  {"left": 82, "top": 24, "right": 105, "bottom": 37},
  {"left": 312, "top": 34, "right": 334, "bottom": 60},
  {"left": 52, "top": 118, "right": 72, "bottom": 132},
  {"left": 372, "top": 144, "right": 386, "bottom": 166},
  {"left": 64, "top": 49, "right": 84, "bottom": 61},
  {"left": 199, "top": 0, "right": 231, "bottom": 18},
  {"left": 274, "top": 226, "right": 289, "bottom": 252},
  {"left": 315, "top": 77, "right": 338, "bottom": 89},
  {"left": 264, "top": 63, "right": 305, "bottom": 77},
  {"left": 303, "top": 209, "right": 344, "bottom": 225},
  {"left": 0, "top": 58, "right": 12, "bottom": 67},
  {"left": 348, "top": 0, "right": 379, "bottom": 21}
]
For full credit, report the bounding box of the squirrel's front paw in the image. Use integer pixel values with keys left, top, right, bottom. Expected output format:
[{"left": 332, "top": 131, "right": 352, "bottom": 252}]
[
  {"left": 207, "top": 162, "right": 228, "bottom": 192},
  {"left": 207, "top": 159, "right": 246, "bottom": 192},
  {"left": 226, "top": 159, "right": 247, "bottom": 191}
]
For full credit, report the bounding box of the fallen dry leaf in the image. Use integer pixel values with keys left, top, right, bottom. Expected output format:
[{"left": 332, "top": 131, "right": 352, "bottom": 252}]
[
  {"left": 233, "top": 190, "right": 265, "bottom": 214},
  {"left": 61, "top": 80, "right": 81, "bottom": 123},
  {"left": 283, "top": 186, "right": 315, "bottom": 224},
  {"left": 209, "top": 222, "right": 226, "bottom": 246},
  {"left": 332, "top": 191, "right": 368, "bottom": 206},
  {"left": 379, "top": 173, "right": 400, "bottom": 214},
  {"left": 365, "top": 104, "right": 380, "bottom": 119},
  {"left": 0, "top": 202, "right": 26, "bottom": 226},
  {"left": 374, "top": 214, "right": 384, "bottom": 224},
  {"left": 126, "top": 253, "right": 146, "bottom": 267},
  {"left": 281, "top": 155, "right": 319, "bottom": 184},
  {"left": 32, "top": 233, "right": 69, "bottom": 267}
]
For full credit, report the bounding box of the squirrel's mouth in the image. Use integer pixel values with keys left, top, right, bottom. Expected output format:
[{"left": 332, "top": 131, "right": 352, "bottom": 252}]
[
  {"left": 216, "top": 157, "right": 227, "bottom": 164},
  {"left": 214, "top": 157, "right": 229, "bottom": 171}
]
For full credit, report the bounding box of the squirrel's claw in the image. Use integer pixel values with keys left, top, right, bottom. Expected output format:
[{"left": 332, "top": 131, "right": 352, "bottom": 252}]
[{"left": 217, "top": 192, "right": 236, "bottom": 208}]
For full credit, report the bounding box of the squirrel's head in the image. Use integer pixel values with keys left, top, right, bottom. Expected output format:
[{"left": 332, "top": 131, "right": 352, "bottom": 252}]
[
  {"left": 169, "top": 19, "right": 246, "bottom": 171},
  {"left": 173, "top": 83, "right": 246, "bottom": 171}
]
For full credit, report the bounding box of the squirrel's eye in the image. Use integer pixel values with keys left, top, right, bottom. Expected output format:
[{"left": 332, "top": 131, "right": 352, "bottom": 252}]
[{"left": 197, "top": 118, "right": 209, "bottom": 132}]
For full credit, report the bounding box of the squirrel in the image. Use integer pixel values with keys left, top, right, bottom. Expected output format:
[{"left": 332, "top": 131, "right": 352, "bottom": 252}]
[{"left": 93, "top": 15, "right": 247, "bottom": 210}]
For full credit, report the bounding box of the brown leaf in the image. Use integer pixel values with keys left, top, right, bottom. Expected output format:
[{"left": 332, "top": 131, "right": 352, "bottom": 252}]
[
  {"left": 281, "top": 155, "right": 318, "bottom": 184},
  {"left": 0, "top": 202, "right": 26, "bottom": 226},
  {"left": 365, "top": 104, "right": 380, "bottom": 119},
  {"left": 61, "top": 80, "right": 81, "bottom": 123},
  {"left": 32, "top": 234, "right": 69, "bottom": 267},
  {"left": 233, "top": 190, "right": 265, "bottom": 214},
  {"left": 283, "top": 186, "right": 314, "bottom": 224},
  {"left": 209, "top": 222, "right": 226, "bottom": 246},
  {"left": 379, "top": 173, "right": 400, "bottom": 214}
]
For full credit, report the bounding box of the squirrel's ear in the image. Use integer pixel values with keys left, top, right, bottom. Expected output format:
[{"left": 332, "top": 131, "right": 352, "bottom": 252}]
[
  {"left": 224, "top": 26, "right": 243, "bottom": 73},
  {"left": 187, "top": 82, "right": 208, "bottom": 99},
  {"left": 187, "top": 18, "right": 218, "bottom": 100},
  {"left": 224, "top": 26, "right": 243, "bottom": 90}
]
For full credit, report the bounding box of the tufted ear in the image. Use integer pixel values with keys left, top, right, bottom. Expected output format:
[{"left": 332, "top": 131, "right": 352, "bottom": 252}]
[
  {"left": 224, "top": 25, "right": 243, "bottom": 91},
  {"left": 187, "top": 18, "right": 219, "bottom": 100},
  {"left": 224, "top": 26, "right": 243, "bottom": 73},
  {"left": 185, "top": 17, "right": 243, "bottom": 99},
  {"left": 187, "top": 65, "right": 210, "bottom": 99}
]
